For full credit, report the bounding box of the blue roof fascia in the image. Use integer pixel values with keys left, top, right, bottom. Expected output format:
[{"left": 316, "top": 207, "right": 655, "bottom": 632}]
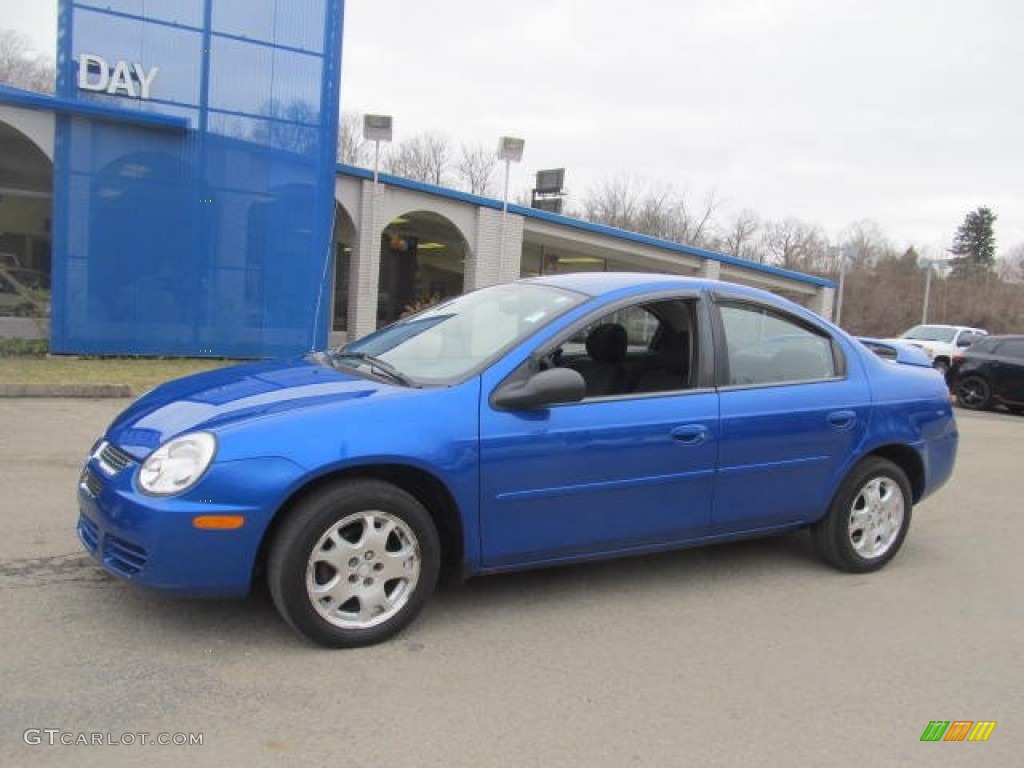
[
  {"left": 337, "top": 163, "right": 835, "bottom": 289},
  {"left": 0, "top": 84, "right": 190, "bottom": 132}
]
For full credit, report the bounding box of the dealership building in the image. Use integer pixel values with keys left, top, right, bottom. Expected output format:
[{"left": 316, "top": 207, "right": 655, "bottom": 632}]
[{"left": 0, "top": 0, "right": 835, "bottom": 357}]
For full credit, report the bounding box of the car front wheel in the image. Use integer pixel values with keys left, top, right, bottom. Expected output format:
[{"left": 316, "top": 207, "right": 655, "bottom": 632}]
[
  {"left": 955, "top": 375, "right": 991, "bottom": 410},
  {"left": 268, "top": 479, "right": 440, "bottom": 648},
  {"left": 811, "top": 457, "right": 912, "bottom": 573}
]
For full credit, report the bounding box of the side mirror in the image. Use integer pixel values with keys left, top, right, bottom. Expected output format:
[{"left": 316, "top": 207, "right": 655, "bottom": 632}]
[{"left": 492, "top": 367, "right": 586, "bottom": 410}]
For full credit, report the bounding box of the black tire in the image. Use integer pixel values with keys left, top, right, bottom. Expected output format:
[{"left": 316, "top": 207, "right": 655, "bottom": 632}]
[
  {"left": 268, "top": 479, "right": 440, "bottom": 648},
  {"left": 811, "top": 457, "right": 912, "bottom": 573},
  {"left": 932, "top": 358, "right": 950, "bottom": 375},
  {"left": 954, "top": 375, "right": 991, "bottom": 410}
]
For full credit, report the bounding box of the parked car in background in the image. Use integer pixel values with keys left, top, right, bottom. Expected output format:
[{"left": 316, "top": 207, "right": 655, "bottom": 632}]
[
  {"left": 946, "top": 334, "right": 1024, "bottom": 412},
  {"left": 77, "top": 274, "right": 959, "bottom": 648},
  {"left": 886, "top": 324, "right": 988, "bottom": 373}
]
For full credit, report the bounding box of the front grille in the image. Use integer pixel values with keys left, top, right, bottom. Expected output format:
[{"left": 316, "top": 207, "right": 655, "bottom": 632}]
[
  {"left": 98, "top": 442, "right": 135, "bottom": 474},
  {"left": 104, "top": 534, "right": 149, "bottom": 576},
  {"left": 81, "top": 469, "right": 103, "bottom": 498},
  {"left": 78, "top": 514, "right": 99, "bottom": 553}
]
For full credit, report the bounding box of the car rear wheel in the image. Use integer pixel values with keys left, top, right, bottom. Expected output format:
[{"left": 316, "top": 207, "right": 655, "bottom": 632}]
[
  {"left": 811, "top": 457, "right": 912, "bottom": 573},
  {"left": 932, "top": 358, "right": 950, "bottom": 374},
  {"left": 955, "top": 375, "right": 991, "bottom": 410},
  {"left": 268, "top": 479, "right": 440, "bottom": 648}
]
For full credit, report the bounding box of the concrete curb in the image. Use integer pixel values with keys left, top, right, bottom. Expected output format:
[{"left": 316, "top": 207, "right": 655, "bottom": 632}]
[{"left": 0, "top": 383, "right": 133, "bottom": 398}]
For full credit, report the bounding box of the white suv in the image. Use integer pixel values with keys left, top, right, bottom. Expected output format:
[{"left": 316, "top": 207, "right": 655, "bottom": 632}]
[{"left": 887, "top": 324, "right": 988, "bottom": 373}]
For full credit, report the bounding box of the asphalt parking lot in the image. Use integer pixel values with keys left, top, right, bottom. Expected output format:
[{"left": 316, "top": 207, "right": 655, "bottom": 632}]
[{"left": 1, "top": 398, "right": 1020, "bottom": 767}]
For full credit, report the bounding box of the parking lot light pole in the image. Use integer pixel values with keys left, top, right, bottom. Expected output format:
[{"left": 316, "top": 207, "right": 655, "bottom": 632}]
[
  {"left": 832, "top": 243, "right": 853, "bottom": 327},
  {"left": 920, "top": 255, "right": 952, "bottom": 324},
  {"left": 496, "top": 137, "right": 525, "bottom": 274}
]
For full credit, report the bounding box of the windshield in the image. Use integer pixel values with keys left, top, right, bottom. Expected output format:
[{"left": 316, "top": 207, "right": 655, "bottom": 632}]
[
  {"left": 900, "top": 325, "right": 956, "bottom": 343},
  {"left": 342, "top": 282, "right": 585, "bottom": 383}
]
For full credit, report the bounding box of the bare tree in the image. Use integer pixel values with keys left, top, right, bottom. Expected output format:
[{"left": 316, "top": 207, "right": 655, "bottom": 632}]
[
  {"left": 454, "top": 143, "right": 496, "bottom": 196},
  {"left": 581, "top": 176, "right": 641, "bottom": 231},
  {"left": 840, "top": 219, "right": 896, "bottom": 268},
  {"left": 760, "top": 218, "right": 829, "bottom": 272},
  {"left": 839, "top": 249, "right": 923, "bottom": 335},
  {"left": 717, "top": 208, "right": 761, "bottom": 262},
  {"left": 385, "top": 132, "right": 452, "bottom": 186},
  {"left": 581, "top": 176, "right": 717, "bottom": 247},
  {"left": 0, "top": 29, "right": 54, "bottom": 93},
  {"left": 337, "top": 111, "right": 368, "bottom": 166},
  {"left": 997, "top": 243, "right": 1024, "bottom": 283}
]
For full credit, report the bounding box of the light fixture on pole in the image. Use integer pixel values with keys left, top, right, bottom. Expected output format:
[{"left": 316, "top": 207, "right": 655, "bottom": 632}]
[
  {"left": 497, "top": 136, "right": 525, "bottom": 213},
  {"left": 363, "top": 114, "right": 393, "bottom": 185}
]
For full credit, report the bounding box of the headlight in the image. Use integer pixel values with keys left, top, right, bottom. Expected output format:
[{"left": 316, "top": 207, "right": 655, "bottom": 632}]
[{"left": 138, "top": 432, "right": 217, "bottom": 496}]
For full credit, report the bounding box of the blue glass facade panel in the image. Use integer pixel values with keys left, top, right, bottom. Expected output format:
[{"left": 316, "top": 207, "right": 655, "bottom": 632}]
[
  {"left": 270, "top": 49, "right": 323, "bottom": 122},
  {"left": 272, "top": 0, "right": 330, "bottom": 52},
  {"left": 73, "top": 9, "right": 204, "bottom": 108},
  {"left": 52, "top": 0, "right": 343, "bottom": 356},
  {"left": 208, "top": 38, "right": 274, "bottom": 117},
  {"left": 212, "top": 0, "right": 327, "bottom": 51},
  {"left": 76, "top": 0, "right": 206, "bottom": 28},
  {"left": 208, "top": 39, "right": 322, "bottom": 123}
]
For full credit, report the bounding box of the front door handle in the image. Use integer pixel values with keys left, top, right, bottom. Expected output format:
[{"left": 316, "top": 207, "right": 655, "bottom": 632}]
[
  {"left": 671, "top": 424, "right": 708, "bottom": 445},
  {"left": 828, "top": 410, "right": 857, "bottom": 430}
]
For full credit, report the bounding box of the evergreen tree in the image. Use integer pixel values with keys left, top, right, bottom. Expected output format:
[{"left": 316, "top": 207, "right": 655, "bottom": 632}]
[{"left": 949, "top": 207, "right": 997, "bottom": 281}]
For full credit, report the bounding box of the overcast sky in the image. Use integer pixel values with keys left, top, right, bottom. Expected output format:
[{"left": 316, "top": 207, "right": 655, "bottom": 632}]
[{"left": 5, "top": 0, "right": 1023, "bottom": 257}]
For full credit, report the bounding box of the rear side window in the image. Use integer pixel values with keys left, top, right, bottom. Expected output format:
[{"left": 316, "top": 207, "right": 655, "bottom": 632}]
[
  {"left": 970, "top": 339, "right": 999, "bottom": 354},
  {"left": 719, "top": 303, "right": 838, "bottom": 386}
]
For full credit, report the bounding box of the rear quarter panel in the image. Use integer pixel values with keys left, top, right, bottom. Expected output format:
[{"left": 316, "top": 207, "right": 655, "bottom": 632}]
[{"left": 858, "top": 349, "right": 958, "bottom": 500}]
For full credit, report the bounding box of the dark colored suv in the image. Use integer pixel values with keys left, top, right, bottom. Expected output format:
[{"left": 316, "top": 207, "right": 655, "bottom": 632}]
[{"left": 946, "top": 334, "right": 1024, "bottom": 412}]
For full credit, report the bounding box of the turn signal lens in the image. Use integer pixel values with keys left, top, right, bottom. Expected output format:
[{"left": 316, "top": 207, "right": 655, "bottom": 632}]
[{"left": 192, "top": 515, "right": 245, "bottom": 530}]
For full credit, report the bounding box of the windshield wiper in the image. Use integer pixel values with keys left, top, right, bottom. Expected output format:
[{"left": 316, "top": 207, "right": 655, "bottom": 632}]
[{"left": 330, "top": 352, "right": 415, "bottom": 387}]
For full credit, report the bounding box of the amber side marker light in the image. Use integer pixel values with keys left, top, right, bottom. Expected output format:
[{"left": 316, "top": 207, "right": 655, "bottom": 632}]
[{"left": 193, "top": 515, "right": 245, "bottom": 530}]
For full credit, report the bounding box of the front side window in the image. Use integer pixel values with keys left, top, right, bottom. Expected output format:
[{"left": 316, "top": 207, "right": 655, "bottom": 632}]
[
  {"left": 542, "top": 299, "right": 697, "bottom": 398},
  {"left": 720, "top": 303, "right": 837, "bottom": 386}
]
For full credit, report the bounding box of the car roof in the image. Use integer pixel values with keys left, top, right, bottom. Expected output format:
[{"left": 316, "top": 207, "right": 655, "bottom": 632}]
[
  {"left": 911, "top": 323, "right": 985, "bottom": 331},
  {"left": 519, "top": 271, "right": 764, "bottom": 300},
  {"left": 978, "top": 334, "right": 1024, "bottom": 342}
]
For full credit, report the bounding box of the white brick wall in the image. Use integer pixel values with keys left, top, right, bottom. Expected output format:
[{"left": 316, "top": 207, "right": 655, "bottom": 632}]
[
  {"left": 348, "top": 180, "right": 385, "bottom": 339},
  {"left": 698, "top": 259, "right": 721, "bottom": 280},
  {"left": 807, "top": 286, "right": 836, "bottom": 320}
]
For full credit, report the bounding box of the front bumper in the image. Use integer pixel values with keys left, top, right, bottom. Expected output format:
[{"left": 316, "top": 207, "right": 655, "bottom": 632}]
[{"left": 77, "top": 443, "right": 305, "bottom": 597}]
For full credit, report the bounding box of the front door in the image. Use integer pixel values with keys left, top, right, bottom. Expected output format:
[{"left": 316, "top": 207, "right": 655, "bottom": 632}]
[{"left": 478, "top": 297, "right": 718, "bottom": 569}]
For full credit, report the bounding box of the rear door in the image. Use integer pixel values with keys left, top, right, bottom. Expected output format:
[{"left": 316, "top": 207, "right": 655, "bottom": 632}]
[{"left": 711, "top": 297, "right": 870, "bottom": 532}]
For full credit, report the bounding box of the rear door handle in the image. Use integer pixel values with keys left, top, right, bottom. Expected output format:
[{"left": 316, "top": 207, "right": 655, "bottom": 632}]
[
  {"left": 671, "top": 424, "right": 708, "bottom": 445},
  {"left": 828, "top": 410, "right": 857, "bottom": 430}
]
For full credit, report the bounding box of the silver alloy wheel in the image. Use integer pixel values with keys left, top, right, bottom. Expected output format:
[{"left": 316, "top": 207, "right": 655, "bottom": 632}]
[
  {"left": 847, "top": 476, "right": 905, "bottom": 560},
  {"left": 306, "top": 510, "right": 421, "bottom": 629}
]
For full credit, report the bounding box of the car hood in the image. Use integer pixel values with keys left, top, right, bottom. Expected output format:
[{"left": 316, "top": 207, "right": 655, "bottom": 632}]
[{"left": 107, "top": 356, "right": 389, "bottom": 457}]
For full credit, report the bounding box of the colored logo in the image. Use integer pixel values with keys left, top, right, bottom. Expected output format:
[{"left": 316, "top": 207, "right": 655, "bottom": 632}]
[{"left": 920, "top": 721, "right": 996, "bottom": 742}]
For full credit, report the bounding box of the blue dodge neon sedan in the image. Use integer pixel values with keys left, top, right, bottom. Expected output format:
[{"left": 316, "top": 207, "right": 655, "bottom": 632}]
[{"left": 78, "top": 273, "right": 958, "bottom": 647}]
